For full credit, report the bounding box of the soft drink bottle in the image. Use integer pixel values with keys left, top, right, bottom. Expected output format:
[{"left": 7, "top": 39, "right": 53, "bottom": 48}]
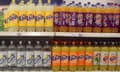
[
  {"left": 34, "top": 41, "right": 43, "bottom": 70},
  {"left": 117, "top": 42, "right": 120, "bottom": 70},
  {"left": 36, "top": 0, "right": 45, "bottom": 32},
  {"left": 52, "top": 41, "right": 61, "bottom": 71},
  {"left": 61, "top": 41, "right": 69, "bottom": 71},
  {"left": 108, "top": 42, "right": 117, "bottom": 71},
  {"left": 85, "top": 41, "right": 94, "bottom": 71},
  {"left": 78, "top": 41, "right": 85, "bottom": 71},
  {"left": 17, "top": 41, "right": 26, "bottom": 71},
  {"left": 18, "top": 0, "right": 27, "bottom": 32},
  {"left": 8, "top": 0, "right": 19, "bottom": 32},
  {"left": 26, "top": 41, "right": 34, "bottom": 71},
  {"left": 93, "top": 41, "right": 101, "bottom": 70},
  {"left": 26, "top": 0, "right": 36, "bottom": 32},
  {"left": 100, "top": 41, "right": 109, "bottom": 70},
  {"left": 8, "top": 41, "right": 17, "bottom": 71},
  {"left": 0, "top": 41, "right": 8, "bottom": 71},
  {"left": 43, "top": 41, "right": 51, "bottom": 70},
  {"left": 44, "top": 0, "right": 54, "bottom": 32},
  {"left": 69, "top": 41, "right": 78, "bottom": 71}
]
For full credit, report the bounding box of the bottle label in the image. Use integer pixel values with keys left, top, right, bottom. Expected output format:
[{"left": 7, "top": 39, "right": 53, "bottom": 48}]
[
  {"left": 85, "top": 52, "right": 93, "bottom": 66},
  {"left": 19, "top": 14, "right": 27, "bottom": 27},
  {"left": 9, "top": 14, "right": 18, "bottom": 27},
  {"left": 43, "top": 51, "right": 51, "bottom": 67},
  {"left": 36, "top": 11, "right": 45, "bottom": 27},
  {"left": 69, "top": 52, "right": 77, "bottom": 66},
  {"left": 8, "top": 51, "right": 16, "bottom": 66},
  {"left": 61, "top": 12, "right": 69, "bottom": 26},
  {"left": 94, "top": 14, "right": 102, "bottom": 27},
  {"left": 76, "top": 13, "right": 84, "bottom": 26},
  {"left": 17, "top": 51, "right": 26, "bottom": 67},
  {"left": 109, "top": 52, "right": 117, "bottom": 65},
  {"left": 0, "top": 51, "right": 7, "bottom": 67},
  {"left": 45, "top": 11, "right": 53, "bottom": 27},
  {"left": 78, "top": 51, "right": 85, "bottom": 66},
  {"left": 85, "top": 13, "right": 93, "bottom": 27},
  {"left": 100, "top": 52, "right": 109, "bottom": 65},
  {"left": 27, "top": 14, "right": 35, "bottom": 27},
  {"left": 34, "top": 51, "right": 43, "bottom": 67},
  {"left": 54, "top": 12, "right": 60, "bottom": 26},
  {"left": 61, "top": 51, "right": 69, "bottom": 66},
  {"left": 94, "top": 51, "right": 101, "bottom": 65},
  {"left": 26, "top": 51, "right": 34, "bottom": 67},
  {"left": 103, "top": 14, "right": 112, "bottom": 27},
  {"left": 69, "top": 12, "right": 76, "bottom": 27},
  {"left": 112, "top": 14, "right": 119, "bottom": 28},
  {"left": 52, "top": 51, "right": 60, "bottom": 66}
]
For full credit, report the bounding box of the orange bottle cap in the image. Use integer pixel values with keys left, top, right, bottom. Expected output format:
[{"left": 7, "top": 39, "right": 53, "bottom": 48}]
[{"left": 72, "top": 41, "right": 76, "bottom": 45}]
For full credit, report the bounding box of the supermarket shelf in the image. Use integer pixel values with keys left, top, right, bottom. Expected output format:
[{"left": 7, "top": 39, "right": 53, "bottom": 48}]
[
  {"left": 0, "top": 32, "right": 120, "bottom": 38},
  {"left": 55, "top": 32, "right": 120, "bottom": 38},
  {"left": 0, "top": 32, "right": 54, "bottom": 36},
  {"left": 3, "top": 71, "right": 119, "bottom": 72}
]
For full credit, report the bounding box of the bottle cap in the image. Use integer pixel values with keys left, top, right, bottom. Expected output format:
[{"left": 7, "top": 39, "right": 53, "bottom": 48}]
[
  {"left": 28, "top": 41, "right": 31, "bottom": 44},
  {"left": 88, "top": 41, "right": 92, "bottom": 45},
  {"left": 48, "top": 0, "right": 51, "bottom": 4},
  {"left": 36, "top": 41, "right": 40, "bottom": 44},
  {"left": 12, "top": 0, "right": 15, "bottom": 3},
  {"left": 54, "top": 41, "right": 58, "bottom": 45},
  {"left": 72, "top": 1, "right": 75, "bottom": 4},
  {"left": 87, "top": 2, "right": 91, "bottom": 5},
  {"left": 80, "top": 41, "right": 83, "bottom": 45},
  {"left": 63, "top": 41, "right": 67, "bottom": 45},
  {"left": 78, "top": 2, "right": 81, "bottom": 5},
  {"left": 10, "top": 41, "right": 14, "bottom": 44},
  {"left": 1, "top": 41, "right": 5, "bottom": 45},
  {"left": 72, "top": 41, "right": 76, "bottom": 45},
  {"left": 19, "top": 41, "right": 22, "bottom": 44},
  {"left": 46, "top": 41, "right": 49, "bottom": 44}
]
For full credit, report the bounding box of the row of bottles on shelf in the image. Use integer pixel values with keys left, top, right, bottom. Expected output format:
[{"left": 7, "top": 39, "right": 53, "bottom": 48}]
[
  {"left": 0, "top": 40, "right": 51, "bottom": 71},
  {"left": 52, "top": 41, "right": 120, "bottom": 71},
  {"left": 3, "top": 0, "right": 120, "bottom": 33}
]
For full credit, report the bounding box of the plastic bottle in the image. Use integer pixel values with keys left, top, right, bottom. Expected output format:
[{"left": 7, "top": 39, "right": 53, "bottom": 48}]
[
  {"left": 44, "top": 0, "right": 54, "bottom": 32},
  {"left": 19, "top": 0, "right": 27, "bottom": 32},
  {"left": 0, "top": 41, "right": 8, "bottom": 71},
  {"left": 34, "top": 41, "right": 43, "bottom": 70},
  {"left": 83, "top": 2, "right": 93, "bottom": 32},
  {"left": 8, "top": 0, "right": 19, "bottom": 32},
  {"left": 26, "top": 41, "right": 34, "bottom": 71},
  {"left": 53, "top": 1, "right": 61, "bottom": 32},
  {"left": 26, "top": 0, "right": 36, "bottom": 32},
  {"left": 93, "top": 3, "right": 102, "bottom": 32},
  {"left": 108, "top": 42, "right": 117, "bottom": 71},
  {"left": 93, "top": 41, "right": 101, "bottom": 70},
  {"left": 43, "top": 41, "right": 51, "bottom": 70},
  {"left": 52, "top": 41, "right": 61, "bottom": 71},
  {"left": 3, "top": 9, "right": 8, "bottom": 31},
  {"left": 68, "top": 1, "right": 77, "bottom": 32},
  {"left": 117, "top": 42, "right": 120, "bottom": 70},
  {"left": 61, "top": 41, "right": 69, "bottom": 71},
  {"left": 8, "top": 41, "right": 17, "bottom": 71},
  {"left": 76, "top": 2, "right": 84, "bottom": 32},
  {"left": 59, "top": 1, "right": 68, "bottom": 32},
  {"left": 0, "top": 9, "right": 4, "bottom": 31},
  {"left": 100, "top": 41, "right": 109, "bottom": 70},
  {"left": 78, "top": 41, "right": 85, "bottom": 71},
  {"left": 85, "top": 41, "right": 93, "bottom": 71},
  {"left": 102, "top": 3, "right": 113, "bottom": 33},
  {"left": 112, "top": 3, "right": 120, "bottom": 33},
  {"left": 17, "top": 41, "right": 26, "bottom": 71},
  {"left": 36, "top": 0, "right": 45, "bottom": 32}
]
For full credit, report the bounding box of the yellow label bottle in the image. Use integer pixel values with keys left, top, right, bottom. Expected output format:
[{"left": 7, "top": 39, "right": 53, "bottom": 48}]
[
  {"left": 108, "top": 42, "right": 117, "bottom": 71},
  {"left": 36, "top": 0, "right": 45, "bottom": 32}
]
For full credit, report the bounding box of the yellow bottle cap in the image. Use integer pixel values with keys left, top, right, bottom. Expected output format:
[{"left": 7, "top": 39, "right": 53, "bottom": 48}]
[
  {"left": 48, "top": 0, "right": 51, "bottom": 4},
  {"left": 12, "top": 0, "right": 15, "bottom": 3}
]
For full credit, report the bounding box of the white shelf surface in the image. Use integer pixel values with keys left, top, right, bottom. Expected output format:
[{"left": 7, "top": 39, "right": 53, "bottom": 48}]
[{"left": 0, "top": 32, "right": 119, "bottom": 37}]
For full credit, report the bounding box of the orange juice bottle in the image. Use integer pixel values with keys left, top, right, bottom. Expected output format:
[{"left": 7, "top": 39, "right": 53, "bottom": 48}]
[
  {"left": 76, "top": 2, "right": 84, "bottom": 32},
  {"left": 78, "top": 41, "right": 85, "bottom": 71},
  {"left": 102, "top": 3, "right": 113, "bottom": 33},
  {"left": 93, "top": 3, "right": 102, "bottom": 32},
  {"left": 85, "top": 41, "right": 93, "bottom": 71},
  {"left": 83, "top": 2, "right": 93, "bottom": 32},
  {"left": 52, "top": 41, "right": 61, "bottom": 71},
  {"left": 112, "top": 3, "right": 120, "bottom": 33},
  {"left": 59, "top": 1, "right": 68, "bottom": 32},
  {"left": 61, "top": 41, "right": 69, "bottom": 71},
  {"left": 69, "top": 41, "right": 78, "bottom": 71}
]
